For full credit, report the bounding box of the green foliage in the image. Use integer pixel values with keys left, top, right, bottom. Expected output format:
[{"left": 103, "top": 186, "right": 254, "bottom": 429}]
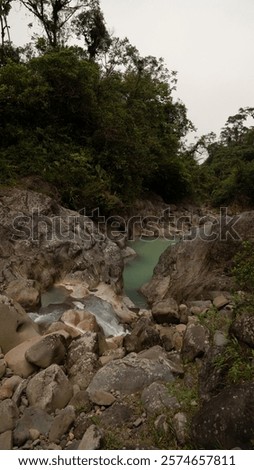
[
  {"left": 0, "top": 37, "right": 196, "bottom": 212},
  {"left": 232, "top": 241, "right": 254, "bottom": 292},
  {"left": 198, "top": 307, "right": 231, "bottom": 336},
  {"left": 213, "top": 337, "right": 254, "bottom": 385},
  {"left": 199, "top": 108, "right": 254, "bottom": 207},
  {"left": 167, "top": 376, "right": 199, "bottom": 414}
]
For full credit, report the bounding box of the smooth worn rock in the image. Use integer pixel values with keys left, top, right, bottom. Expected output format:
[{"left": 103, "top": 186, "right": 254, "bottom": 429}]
[
  {"left": 14, "top": 407, "right": 53, "bottom": 446},
  {"left": 4, "top": 337, "right": 40, "bottom": 378},
  {"left": 0, "top": 399, "right": 19, "bottom": 433},
  {"left": 0, "top": 430, "right": 13, "bottom": 450},
  {"left": 152, "top": 298, "right": 180, "bottom": 324},
  {"left": 124, "top": 317, "right": 161, "bottom": 353},
  {"left": 26, "top": 364, "right": 73, "bottom": 412},
  {"left": 87, "top": 351, "right": 175, "bottom": 395},
  {"left": 25, "top": 333, "right": 67, "bottom": 368},
  {"left": 230, "top": 313, "right": 254, "bottom": 348},
  {"left": 0, "top": 376, "right": 22, "bottom": 401},
  {"left": 29, "top": 429, "right": 40, "bottom": 441},
  {"left": 141, "top": 382, "right": 180, "bottom": 415},
  {"left": 49, "top": 406, "right": 76, "bottom": 443},
  {"left": 78, "top": 425, "right": 103, "bottom": 450},
  {"left": 88, "top": 390, "right": 115, "bottom": 407},
  {"left": 0, "top": 296, "right": 39, "bottom": 354},
  {"left": 5, "top": 279, "right": 40, "bottom": 310},
  {"left": 61, "top": 309, "right": 100, "bottom": 333},
  {"left": 181, "top": 323, "right": 209, "bottom": 362},
  {"left": 213, "top": 295, "right": 229, "bottom": 310},
  {"left": 191, "top": 382, "right": 254, "bottom": 449}
]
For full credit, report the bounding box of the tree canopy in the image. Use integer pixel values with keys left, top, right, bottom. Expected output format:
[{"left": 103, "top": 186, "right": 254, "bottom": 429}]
[{"left": 3, "top": 1, "right": 253, "bottom": 214}]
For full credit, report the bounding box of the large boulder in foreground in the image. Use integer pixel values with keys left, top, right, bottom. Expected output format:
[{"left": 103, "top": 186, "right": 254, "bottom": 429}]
[
  {"left": 0, "top": 188, "right": 123, "bottom": 294},
  {"left": 142, "top": 212, "right": 254, "bottom": 304},
  {"left": 191, "top": 382, "right": 254, "bottom": 449},
  {"left": 87, "top": 348, "right": 175, "bottom": 394}
]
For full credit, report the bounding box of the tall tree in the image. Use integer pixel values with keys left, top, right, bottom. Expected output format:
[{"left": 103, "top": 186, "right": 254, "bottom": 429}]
[
  {"left": 0, "top": 0, "right": 12, "bottom": 65},
  {"left": 72, "top": 1, "right": 110, "bottom": 60},
  {"left": 20, "top": 0, "right": 84, "bottom": 47}
]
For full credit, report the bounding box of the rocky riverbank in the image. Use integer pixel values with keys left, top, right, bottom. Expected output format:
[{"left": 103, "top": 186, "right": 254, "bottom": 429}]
[{"left": 1, "top": 189, "right": 254, "bottom": 450}]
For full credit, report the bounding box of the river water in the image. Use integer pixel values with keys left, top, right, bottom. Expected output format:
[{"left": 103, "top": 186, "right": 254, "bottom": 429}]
[
  {"left": 123, "top": 238, "right": 173, "bottom": 307},
  {"left": 33, "top": 238, "right": 172, "bottom": 334}
]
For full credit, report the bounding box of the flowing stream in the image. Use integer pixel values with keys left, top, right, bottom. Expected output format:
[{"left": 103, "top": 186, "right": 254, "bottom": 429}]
[{"left": 123, "top": 238, "right": 173, "bottom": 307}]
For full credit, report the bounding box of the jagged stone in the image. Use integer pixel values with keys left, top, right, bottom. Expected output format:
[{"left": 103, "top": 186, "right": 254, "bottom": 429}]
[
  {"left": 26, "top": 364, "right": 73, "bottom": 412},
  {"left": 0, "top": 399, "right": 19, "bottom": 433},
  {"left": 124, "top": 317, "right": 161, "bottom": 353},
  {"left": 78, "top": 425, "right": 103, "bottom": 450},
  {"left": 14, "top": 407, "right": 53, "bottom": 446},
  {"left": 152, "top": 298, "right": 180, "bottom": 324},
  {"left": 49, "top": 406, "right": 76, "bottom": 443},
  {"left": 181, "top": 323, "right": 209, "bottom": 362},
  {"left": 25, "top": 333, "right": 67, "bottom": 368},
  {"left": 173, "top": 412, "right": 188, "bottom": 445}
]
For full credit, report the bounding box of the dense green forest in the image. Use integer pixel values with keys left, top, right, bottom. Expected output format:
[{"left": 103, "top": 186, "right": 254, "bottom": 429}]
[{"left": 0, "top": 1, "right": 254, "bottom": 213}]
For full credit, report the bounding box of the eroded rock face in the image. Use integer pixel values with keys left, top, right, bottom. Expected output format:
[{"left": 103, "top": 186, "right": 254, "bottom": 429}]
[
  {"left": 0, "top": 188, "right": 123, "bottom": 296},
  {"left": 0, "top": 296, "right": 39, "bottom": 354},
  {"left": 5, "top": 279, "right": 41, "bottom": 310},
  {"left": 191, "top": 382, "right": 254, "bottom": 449},
  {"left": 142, "top": 212, "right": 254, "bottom": 304}
]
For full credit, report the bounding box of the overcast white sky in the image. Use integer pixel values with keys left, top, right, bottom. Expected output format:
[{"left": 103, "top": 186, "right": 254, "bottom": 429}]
[{"left": 9, "top": 0, "right": 254, "bottom": 142}]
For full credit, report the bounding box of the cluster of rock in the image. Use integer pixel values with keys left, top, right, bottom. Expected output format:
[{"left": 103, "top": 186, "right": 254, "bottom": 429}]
[
  {"left": 1, "top": 188, "right": 254, "bottom": 450},
  {"left": 0, "top": 188, "right": 123, "bottom": 298},
  {"left": 1, "top": 281, "right": 254, "bottom": 450}
]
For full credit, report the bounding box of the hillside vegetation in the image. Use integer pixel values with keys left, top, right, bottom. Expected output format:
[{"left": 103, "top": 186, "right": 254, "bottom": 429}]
[{"left": 0, "top": 1, "right": 253, "bottom": 213}]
